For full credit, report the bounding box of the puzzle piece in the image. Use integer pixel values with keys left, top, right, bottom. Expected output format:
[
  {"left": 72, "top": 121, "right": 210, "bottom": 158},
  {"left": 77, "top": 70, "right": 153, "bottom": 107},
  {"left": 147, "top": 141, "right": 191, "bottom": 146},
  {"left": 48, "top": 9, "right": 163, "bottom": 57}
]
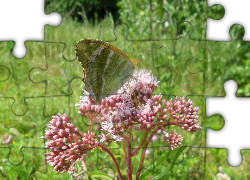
[
  {"left": 28, "top": 42, "right": 82, "bottom": 115},
  {"left": 118, "top": 0, "right": 211, "bottom": 41},
  {"left": 0, "top": 97, "right": 48, "bottom": 178},
  {"left": 44, "top": 7, "right": 118, "bottom": 62},
  {"left": 0, "top": 0, "right": 61, "bottom": 58},
  {"left": 178, "top": 0, "right": 209, "bottom": 40},
  {"left": 0, "top": 41, "right": 46, "bottom": 115},
  {"left": 151, "top": 22, "right": 206, "bottom": 96},
  {"left": 204, "top": 25, "right": 249, "bottom": 96},
  {"left": 206, "top": 80, "right": 250, "bottom": 167},
  {"left": 118, "top": 0, "right": 175, "bottom": 41},
  {"left": 0, "top": 86, "right": 88, "bottom": 179},
  {"left": 207, "top": 0, "right": 250, "bottom": 41}
]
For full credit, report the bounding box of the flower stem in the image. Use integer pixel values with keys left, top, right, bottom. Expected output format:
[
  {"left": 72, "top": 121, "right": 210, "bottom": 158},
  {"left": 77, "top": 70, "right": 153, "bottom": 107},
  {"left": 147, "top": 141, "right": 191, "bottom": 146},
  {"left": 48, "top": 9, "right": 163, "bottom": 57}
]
[
  {"left": 131, "top": 132, "right": 148, "bottom": 157},
  {"left": 88, "top": 120, "right": 93, "bottom": 133},
  {"left": 122, "top": 139, "right": 128, "bottom": 160},
  {"left": 98, "top": 144, "right": 124, "bottom": 180},
  {"left": 127, "top": 126, "right": 133, "bottom": 180},
  {"left": 80, "top": 156, "right": 88, "bottom": 177},
  {"left": 136, "top": 126, "right": 162, "bottom": 180}
]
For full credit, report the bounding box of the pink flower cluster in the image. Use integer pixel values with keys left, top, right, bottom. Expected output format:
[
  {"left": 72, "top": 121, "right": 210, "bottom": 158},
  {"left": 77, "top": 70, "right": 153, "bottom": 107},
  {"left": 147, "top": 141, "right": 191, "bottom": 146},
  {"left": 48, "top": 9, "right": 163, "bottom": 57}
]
[
  {"left": 42, "top": 69, "right": 201, "bottom": 174},
  {"left": 216, "top": 173, "right": 231, "bottom": 180},
  {"left": 76, "top": 69, "right": 201, "bottom": 143},
  {"left": 163, "top": 97, "right": 200, "bottom": 133},
  {"left": 163, "top": 130, "right": 184, "bottom": 150},
  {"left": 41, "top": 113, "right": 97, "bottom": 173}
]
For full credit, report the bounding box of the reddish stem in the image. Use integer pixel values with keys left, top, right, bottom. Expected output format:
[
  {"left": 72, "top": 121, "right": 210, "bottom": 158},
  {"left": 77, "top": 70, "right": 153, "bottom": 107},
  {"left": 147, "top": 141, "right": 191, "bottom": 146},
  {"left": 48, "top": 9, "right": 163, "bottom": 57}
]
[
  {"left": 135, "top": 126, "right": 163, "bottom": 180},
  {"left": 122, "top": 139, "right": 128, "bottom": 160},
  {"left": 163, "top": 121, "right": 175, "bottom": 127},
  {"left": 127, "top": 126, "right": 133, "bottom": 180},
  {"left": 131, "top": 132, "right": 148, "bottom": 157},
  {"left": 88, "top": 120, "right": 93, "bottom": 133},
  {"left": 132, "top": 122, "right": 176, "bottom": 158},
  {"left": 98, "top": 144, "right": 124, "bottom": 180}
]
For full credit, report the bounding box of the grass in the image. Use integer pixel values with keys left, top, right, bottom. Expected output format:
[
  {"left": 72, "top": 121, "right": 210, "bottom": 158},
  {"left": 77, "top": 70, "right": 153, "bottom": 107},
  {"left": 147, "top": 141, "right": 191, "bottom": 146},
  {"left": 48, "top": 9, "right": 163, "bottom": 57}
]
[{"left": 0, "top": 13, "right": 249, "bottom": 179}]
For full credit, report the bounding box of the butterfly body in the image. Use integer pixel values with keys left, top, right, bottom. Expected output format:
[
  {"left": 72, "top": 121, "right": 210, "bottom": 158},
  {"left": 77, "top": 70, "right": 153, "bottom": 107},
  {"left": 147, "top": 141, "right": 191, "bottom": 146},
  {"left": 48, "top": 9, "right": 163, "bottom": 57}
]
[{"left": 75, "top": 39, "right": 138, "bottom": 102}]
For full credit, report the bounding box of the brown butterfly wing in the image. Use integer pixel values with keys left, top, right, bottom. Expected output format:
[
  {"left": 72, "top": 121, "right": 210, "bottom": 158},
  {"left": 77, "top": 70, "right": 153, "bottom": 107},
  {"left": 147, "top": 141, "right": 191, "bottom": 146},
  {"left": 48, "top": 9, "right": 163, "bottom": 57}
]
[{"left": 75, "top": 39, "right": 136, "bottom": 102}]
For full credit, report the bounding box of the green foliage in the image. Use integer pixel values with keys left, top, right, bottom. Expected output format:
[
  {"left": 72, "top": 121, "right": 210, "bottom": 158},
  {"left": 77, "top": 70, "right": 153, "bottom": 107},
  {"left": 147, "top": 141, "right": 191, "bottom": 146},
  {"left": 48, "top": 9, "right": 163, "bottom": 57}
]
[
  {"left": 45, "top": 0, "right": 120, "bottom": 23},
  {"left": 88, "top": 172, "right": 115, "bottom": 179},
  {"left": 231, "top": 50, "right": 250, "bottom": 96},
  {"left": 117, "top": 0, "right": 225, "bottom": 40},
  {"left": 139, "top": 146, "right": 187, "bottom": 180},
  {"left": 117, "top": 0, "right": 173, "bottom": 40}
]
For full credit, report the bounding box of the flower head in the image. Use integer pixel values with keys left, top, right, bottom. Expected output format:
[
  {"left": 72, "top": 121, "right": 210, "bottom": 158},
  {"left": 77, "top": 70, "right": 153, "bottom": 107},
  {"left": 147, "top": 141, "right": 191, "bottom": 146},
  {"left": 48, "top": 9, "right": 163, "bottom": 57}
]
[
  {"left": 76, "top": 70, "right": 163, "bottom": 141},
  {"left": 216, "top": 173, "right": 231, "bottom": 180},
  {"left": 151, "top": 135, "right": 157, "bottom": 141},
  {"left": 41, "top": 113, "right": 97, "bottom": 173},
  {"left": 76, "top": 69, "right": 201, "bottom": 148},
  {"left": 163, "top": 97, "right": 201, "bottom": 134},
  {"left": 145, "top": 149, "right": 150, "bottom": 155},
  {"left": 163, "top": 130, "right": 183, "bottom": 150}
]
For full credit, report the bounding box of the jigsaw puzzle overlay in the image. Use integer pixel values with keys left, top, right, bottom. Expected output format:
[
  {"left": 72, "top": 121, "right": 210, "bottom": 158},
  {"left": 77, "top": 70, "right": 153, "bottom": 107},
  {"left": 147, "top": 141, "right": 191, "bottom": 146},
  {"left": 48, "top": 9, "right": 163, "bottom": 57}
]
[
  {"left": 1, "top": 0, "right": 250, "bottom": 179},
  {"left": 207, "top": 0, "right": 250, "bottom": 41},
  {"left": 0, "top": 0, "right": 61, "bottom": 58},
  {"left": 207, "top": 80, "right": 250, "bottom": 167}
]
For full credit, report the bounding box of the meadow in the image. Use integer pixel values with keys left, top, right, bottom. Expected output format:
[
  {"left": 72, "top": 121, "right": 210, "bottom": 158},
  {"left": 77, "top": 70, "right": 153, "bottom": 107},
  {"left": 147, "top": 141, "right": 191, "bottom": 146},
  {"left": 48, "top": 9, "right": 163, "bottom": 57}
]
[{"left": 1, "top": 0, "right": 250, "bottom": 179}]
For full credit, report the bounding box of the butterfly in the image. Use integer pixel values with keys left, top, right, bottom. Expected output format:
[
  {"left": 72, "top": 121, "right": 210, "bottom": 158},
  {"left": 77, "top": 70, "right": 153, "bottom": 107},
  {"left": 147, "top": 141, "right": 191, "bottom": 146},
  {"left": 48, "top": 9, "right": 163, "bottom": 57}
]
[{"left": 75, "top": 39, "right": 138, "bottom": 102}]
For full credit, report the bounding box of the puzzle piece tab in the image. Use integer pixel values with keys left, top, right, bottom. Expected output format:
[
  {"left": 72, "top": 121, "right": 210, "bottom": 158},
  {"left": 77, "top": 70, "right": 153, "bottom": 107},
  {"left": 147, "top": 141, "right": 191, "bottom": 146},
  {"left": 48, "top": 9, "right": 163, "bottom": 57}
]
[
  {"left": 206, "top": 80, "right": 250, "bottom": 166},
  {"left": 0, "top": 0, "right": 61, "bottom": 58},
  {"left": 207, "top": 0, "right": 250, "bottom": 41}
]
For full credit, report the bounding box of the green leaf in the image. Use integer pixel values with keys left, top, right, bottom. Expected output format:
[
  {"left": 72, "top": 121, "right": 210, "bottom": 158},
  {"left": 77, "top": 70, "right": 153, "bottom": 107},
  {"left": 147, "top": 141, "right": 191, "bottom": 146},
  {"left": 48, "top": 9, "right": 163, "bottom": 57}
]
[
  {"left": 206, "top": 163, "right": 217, "bottom": 180},
  {"left": 132, "top": 148, "right": 143, "bottom": 179},
  {"left": 151, "top": 146, "right": 186, "bottom": 180},
  {"left": 88, "top": 172, "right": 115, "bottom": 180},
  {"left": 139, "top": 146, "right": 186, "bottom": 180}
]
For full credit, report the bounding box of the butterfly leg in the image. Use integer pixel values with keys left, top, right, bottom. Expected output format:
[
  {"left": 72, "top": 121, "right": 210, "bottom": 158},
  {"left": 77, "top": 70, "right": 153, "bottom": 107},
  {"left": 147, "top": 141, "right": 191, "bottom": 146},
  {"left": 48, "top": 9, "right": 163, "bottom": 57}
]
[{"left": 82, "top": 69, "right": 86, "bottom": 83}]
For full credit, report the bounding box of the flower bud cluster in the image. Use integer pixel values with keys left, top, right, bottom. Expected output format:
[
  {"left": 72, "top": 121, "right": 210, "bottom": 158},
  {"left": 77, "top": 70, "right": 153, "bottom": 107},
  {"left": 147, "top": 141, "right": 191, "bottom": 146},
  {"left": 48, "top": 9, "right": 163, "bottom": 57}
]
[
  {"left": 163, "top": 97, "right": 201, "bottom": 133},
  {"left": 76, "top": 93, "right": 101, "bottom": 120},
  {"left": 41, "top": 113, "right": 97, "bottom": 173},
  {"left": 163, "top": 130, "right": 183, "bottom": 150},
  {"left": 131, "top": 69, "right": 159, "bottom": 103},
  {"left": 216, "top": 173, "right": 231, "bottom": 180},
  {"left": 135, "top": 96, "right": 167, "bottom": 131}
]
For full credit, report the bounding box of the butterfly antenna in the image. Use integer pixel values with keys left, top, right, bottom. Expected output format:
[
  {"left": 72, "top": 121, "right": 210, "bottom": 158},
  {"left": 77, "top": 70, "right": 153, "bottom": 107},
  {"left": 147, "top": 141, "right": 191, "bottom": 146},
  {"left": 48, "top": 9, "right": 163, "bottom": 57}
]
[{"left": 141, "top": 45, "right": 163, "bottom": 59}]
